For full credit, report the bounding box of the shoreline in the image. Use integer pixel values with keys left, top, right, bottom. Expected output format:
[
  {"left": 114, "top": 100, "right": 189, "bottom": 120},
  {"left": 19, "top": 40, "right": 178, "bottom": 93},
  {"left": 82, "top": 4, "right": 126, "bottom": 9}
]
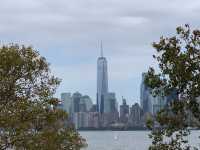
[{"left": 78, "top": 127, "right": 149, "bottom": 131}]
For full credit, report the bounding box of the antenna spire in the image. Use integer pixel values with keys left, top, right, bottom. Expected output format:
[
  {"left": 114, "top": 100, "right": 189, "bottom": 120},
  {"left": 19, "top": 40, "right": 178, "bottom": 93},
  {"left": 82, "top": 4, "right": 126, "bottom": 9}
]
[{"left": 100, "top": 41, "right": 103, "bottom": 57}]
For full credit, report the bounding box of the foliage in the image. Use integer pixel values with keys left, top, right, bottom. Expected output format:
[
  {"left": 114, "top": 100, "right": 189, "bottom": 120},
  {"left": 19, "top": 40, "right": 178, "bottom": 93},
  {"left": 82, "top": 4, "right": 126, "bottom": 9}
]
[
  {"left": 0, "top": 44, "right": 86, "bottom": 149},
  {"left": 145, "top": 25, "right": 200, "bottom": 150}
]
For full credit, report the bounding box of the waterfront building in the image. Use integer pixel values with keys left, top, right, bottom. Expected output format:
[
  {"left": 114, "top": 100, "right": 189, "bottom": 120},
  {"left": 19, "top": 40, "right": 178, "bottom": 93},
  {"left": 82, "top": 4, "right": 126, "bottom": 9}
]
[
  {"left": 88, "top": 112, "right": 99, "bottom": 128},
  {"left": 129, "top": 103, "right": 141, "bottom": 126},
  {"left": 140, "top": 73, "right": 178, "bottom": 115},
  {"left": 73, "top": 112, "right": 100, "bottom": 129},
  {"left": 61, "top": 92, "right": 72, "bottom": 113},
  {"left": 90, "top": 104, "right": 97, "bottom": 112},
  {"left": 80, "top": 95, "right": 93, "bottom": 111},
  {"left": 79, "top": 100, "right": 87, "bottom": 112},
  {"left": 120, "top": 98, "right": 129, "bottom": 124},
  {"left": 101, "top": 92, "right": 119, "bottom": 127},
  {"left": 151, "top": 95, "right": 166, "bottom": 115},
  {"left": 104, "top": 92, "right": 117, "bottom": 113},
  {"left": 73, "top": 112, "right": 89, "bottom": 129},
  {"left": 59, "top": 92, "right": 94, "bottom": 128},
  {"left": 119, "top": 98, "right": 129, "bottom": 124},
  {"left": 97, "top": 44, "right": 108, "bottom": 114},
  {"left": 72, "top": 92, "right": 82, "bottom": 112},
  {"left": 140, "top": 73, "right": 152, "bottom": 113},
  {"left": 140, "top": 73, "right": 167, "bottom": 115},
  {"left": 101, "top": 111, "right": 119, "bottom": 127},
  {"left": 152, "top": 89, "right": 178, "bottom": 115}
]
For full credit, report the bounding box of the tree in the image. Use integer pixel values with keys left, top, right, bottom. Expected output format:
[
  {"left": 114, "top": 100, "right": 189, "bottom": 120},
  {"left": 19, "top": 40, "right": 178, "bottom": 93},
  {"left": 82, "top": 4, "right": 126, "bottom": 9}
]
[
  {"left": 145, "top": 25, "right": 200, "bottom": 150},
  {"left": 0, "top": 44, "right": 86, "bottom": 150}
]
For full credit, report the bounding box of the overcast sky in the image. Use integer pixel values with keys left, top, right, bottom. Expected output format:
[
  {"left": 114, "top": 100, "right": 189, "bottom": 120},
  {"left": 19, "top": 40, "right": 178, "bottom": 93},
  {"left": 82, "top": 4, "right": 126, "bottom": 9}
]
[{"left": 0, "top": 0, "right": 200, "bottom": 105}]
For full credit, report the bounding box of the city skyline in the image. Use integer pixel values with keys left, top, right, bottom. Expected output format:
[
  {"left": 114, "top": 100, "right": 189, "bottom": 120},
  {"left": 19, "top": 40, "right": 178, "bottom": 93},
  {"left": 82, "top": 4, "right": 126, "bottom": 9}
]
[{"left": 0, "top": 0, "right": 199, "bottom": 105}]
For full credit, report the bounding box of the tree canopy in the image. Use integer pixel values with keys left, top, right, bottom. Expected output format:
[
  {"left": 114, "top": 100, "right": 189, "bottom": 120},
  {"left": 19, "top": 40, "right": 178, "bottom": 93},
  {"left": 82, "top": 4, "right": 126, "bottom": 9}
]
[
  {"left": 0, "top": 44, "right": 86, "bottom": 150},
  {"left": 145, "top": 25, "right": 200, "bottom": 150}
]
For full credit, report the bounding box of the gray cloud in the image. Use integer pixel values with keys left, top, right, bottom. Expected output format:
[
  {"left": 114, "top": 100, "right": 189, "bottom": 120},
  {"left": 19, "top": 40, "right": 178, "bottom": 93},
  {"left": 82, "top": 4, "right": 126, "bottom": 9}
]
[{"left": 0, "top": 0, "right": 200, "bottom": 104}]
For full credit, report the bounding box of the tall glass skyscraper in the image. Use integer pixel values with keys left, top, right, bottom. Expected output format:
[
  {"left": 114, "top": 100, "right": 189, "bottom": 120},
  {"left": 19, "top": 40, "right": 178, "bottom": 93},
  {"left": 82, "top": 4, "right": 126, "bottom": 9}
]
[
  {"left": 140, "top": 73, "right": 152, "bottom": 113},
  {"left": 97, "top": 45, "right": 108, "bottom": 114},
  {"left": 140, "top": 73, "right": 177, "bottom": 115}
]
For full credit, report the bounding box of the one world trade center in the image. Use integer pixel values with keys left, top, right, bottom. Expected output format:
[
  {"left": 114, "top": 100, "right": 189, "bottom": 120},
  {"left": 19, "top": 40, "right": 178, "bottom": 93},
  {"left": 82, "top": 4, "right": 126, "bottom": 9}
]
[{"left": 96, "top": 43, "right": 108, "bottom": 114}]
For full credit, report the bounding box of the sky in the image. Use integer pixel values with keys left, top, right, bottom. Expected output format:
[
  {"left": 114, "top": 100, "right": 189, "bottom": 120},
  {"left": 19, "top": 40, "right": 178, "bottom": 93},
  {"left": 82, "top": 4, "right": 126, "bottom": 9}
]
[{"left": 0, "top": 0, "right": 200, "bottom": 105}]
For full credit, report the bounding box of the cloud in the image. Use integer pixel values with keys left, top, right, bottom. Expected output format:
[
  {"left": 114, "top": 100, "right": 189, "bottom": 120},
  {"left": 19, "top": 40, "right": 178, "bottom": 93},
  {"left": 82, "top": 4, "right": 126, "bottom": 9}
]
[{"left": 0, "top": 0, "right": 200, "bottom": 105}]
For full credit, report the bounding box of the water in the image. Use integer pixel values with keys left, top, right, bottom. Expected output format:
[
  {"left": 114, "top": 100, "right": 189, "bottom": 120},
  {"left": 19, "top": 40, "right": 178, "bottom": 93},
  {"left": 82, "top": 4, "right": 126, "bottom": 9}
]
[
  {"left": 80, "top": 131, "right": 151, "bottom": 150},
  {"left": 80, "top": 131, "right": 200, "bottom": 150}
]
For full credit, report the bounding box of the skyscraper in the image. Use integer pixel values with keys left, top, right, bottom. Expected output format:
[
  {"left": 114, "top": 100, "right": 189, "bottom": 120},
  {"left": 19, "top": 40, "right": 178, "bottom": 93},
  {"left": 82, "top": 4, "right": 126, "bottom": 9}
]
[
  {"left": 80, "top": 95, "right": 93, "bottom": 112},
  {"left": 140, "top": 73, "right": 152, "bottom": 113},
  {"left": 140, "top": 73, "right": 178, "bottom": 115},
  {"left": 120, "top": 98, "right": 129, "bottom": 124},
  {"left": 61, "top": 92, "right": 72, "bottom": 113},
  {"left": 72, "top": 92, "right": 82, "bottom": 112},
  {"left": 97, "top": 43, "right": 108, "bottom": 113},
  {"left": 129, "top": 103, "right": 141, "bottom": 126}
]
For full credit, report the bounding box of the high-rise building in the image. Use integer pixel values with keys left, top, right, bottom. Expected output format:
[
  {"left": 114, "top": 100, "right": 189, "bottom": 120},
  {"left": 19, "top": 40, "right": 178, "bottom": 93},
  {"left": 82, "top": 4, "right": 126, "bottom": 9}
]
[
  {"left": 97, "top": 44, "right": 108, "bottom": 113},
  {"left": 140, "top": 73, "right": 178, "bottom": 115},
  {"left": 101, "top": 92, "right": 119, "bottom": 126},
  {"left": 60, "top": 92, "right": 97, "bottom": 128},
  {"left": 90, "top": 104, "right": 97, "bottom": 112},
  {"left": 61, "top": 93, "right": 72, "bottom": 113},
  {"left": 120, "top": 98, "right": 129, "bottom": 124},
  {"left": 140, "top": 73, "right": 152, "bottom": 113},
  {"left": 129, "top": 103, "right": 141, "bottom": 126},
  {"left": 140, "top": 73, "right": 167, "bottom": 115},
  {"left": 80, "top": 95, "right": 93, "bottom": 112},
  {"left": 104, "top": 92, "right": 117, "bottom": 113},
  {"left": 88, "top": 112, "right": 99, "bottom": 128},
  {"left": 79, "top": 100, "right": 87, "bottom": 112},
  {"left": 72, "top": 92, "right": 82, "bottom": 112},
  {"left": 152, "top": 89, "right": 178, "bottom": 115},
  {"left": 73, "top": 112, "right": 89, "bottom": 129},
  {"left": 152, "top": 95, "right": 166, "bottom": 115}
]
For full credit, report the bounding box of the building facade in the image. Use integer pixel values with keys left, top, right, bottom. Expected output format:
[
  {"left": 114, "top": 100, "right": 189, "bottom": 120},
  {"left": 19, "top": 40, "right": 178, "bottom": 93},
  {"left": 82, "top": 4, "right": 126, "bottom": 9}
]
[
  {"left": 120, "top": 98, "right": 129, "bottom": 124},
  {"left": 73, "top": 112, "right": 89, "bottom": 129},
  {"left": 140, "top": 73, "right": 152, "bottom": 113},
  {"left": 129, "top": 103, "right": 141, "bottom": 126},
  {"left": 80, "top": 95, "right": 93, "bottom": 112},
  {"left": 61, "top": 92, "right": 72, "bottom": 113},
  {"left": 97, "top": 47, "right": 108, "bottom": 113},
  {"left": 72, "top": 92, "right": 82, "bottom": 113},
  {"left": 140, "top": 73, "right": 178, "bottom": 115}
]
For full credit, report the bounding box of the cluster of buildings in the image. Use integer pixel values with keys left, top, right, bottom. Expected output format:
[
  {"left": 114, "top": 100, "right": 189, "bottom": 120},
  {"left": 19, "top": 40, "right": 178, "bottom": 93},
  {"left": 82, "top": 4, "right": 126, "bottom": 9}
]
[
  {"left": 58, "top": 47, "right": 177, "bottom": 130},
  {"left": 59, "top": 91, "right": 145, "bottom": 129}
]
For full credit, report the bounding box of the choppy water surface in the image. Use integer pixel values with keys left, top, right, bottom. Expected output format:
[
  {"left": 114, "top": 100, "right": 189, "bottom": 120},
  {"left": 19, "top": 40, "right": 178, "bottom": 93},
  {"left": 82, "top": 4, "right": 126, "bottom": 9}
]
[{"left": 80, "top": 130, "right": 200, "bottom": 150}]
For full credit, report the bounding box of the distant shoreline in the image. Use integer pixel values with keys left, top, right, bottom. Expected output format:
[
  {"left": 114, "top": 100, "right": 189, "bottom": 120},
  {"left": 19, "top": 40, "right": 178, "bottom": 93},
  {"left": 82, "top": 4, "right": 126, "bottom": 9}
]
[
  {"left": 78, "top": 127, "right": 149, "bottom": 131},
  {"left": 78, "top": 127, "right": 200, "bottom": 131}
]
